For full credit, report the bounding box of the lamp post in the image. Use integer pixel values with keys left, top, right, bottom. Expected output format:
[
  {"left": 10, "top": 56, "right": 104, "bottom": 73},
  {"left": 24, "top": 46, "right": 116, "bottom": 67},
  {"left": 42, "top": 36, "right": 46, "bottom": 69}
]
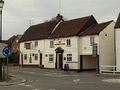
[
  {"left": 0, "top": 0, "right": 4, "bottom": 40},
  {"left": 0, "top": 0, "right": 4, "bottom": 80}
]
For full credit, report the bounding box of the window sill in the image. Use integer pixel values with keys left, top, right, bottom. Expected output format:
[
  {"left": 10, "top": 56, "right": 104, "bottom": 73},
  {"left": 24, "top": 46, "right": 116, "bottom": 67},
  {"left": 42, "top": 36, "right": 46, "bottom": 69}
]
[
  {"left": 66, "top": 45, "right": 71, "bottom": 47},
  {"left": 50, "top": 47, "right": 54, "bottom": 48},
  {"left": 66, "top": 61, "right": 78, "bottom": 63},
  {"left": 49, "top": 61, "right": 54, "bottom": 63}
]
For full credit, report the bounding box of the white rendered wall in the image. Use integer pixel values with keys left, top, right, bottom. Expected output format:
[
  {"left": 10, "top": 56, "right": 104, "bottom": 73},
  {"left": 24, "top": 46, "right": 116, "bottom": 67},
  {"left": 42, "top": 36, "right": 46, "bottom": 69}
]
[
  {"left": 116, "top": 28, "right": 120, "bottom": 71},
  {"left": 79, "top": 35, "right": 99, "bottom": 55},
  {"left": 99, "top": 22, "right": 115, "bottom": 72},
  {"left": 44, "top": 36, "right": 79, "bottom": 69},
  {"left": 19, "top": 40, "right": 45, "bottom": 65}
]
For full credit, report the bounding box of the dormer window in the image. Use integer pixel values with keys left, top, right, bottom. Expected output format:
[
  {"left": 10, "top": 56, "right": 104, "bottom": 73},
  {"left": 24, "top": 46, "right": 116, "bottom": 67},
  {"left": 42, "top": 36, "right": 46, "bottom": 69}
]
[{"left": 67, "top": 39, "right": 71, "bottom": 47}]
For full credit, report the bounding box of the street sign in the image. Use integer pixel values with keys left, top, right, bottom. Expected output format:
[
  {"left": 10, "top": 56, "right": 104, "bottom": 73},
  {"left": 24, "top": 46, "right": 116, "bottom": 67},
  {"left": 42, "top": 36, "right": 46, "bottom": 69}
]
[
  {"left": 0, "top": 43, "right": 8, "bottom": 58},
  {"left": 2, "top": 47, "right": 12, "bottom": 57}
]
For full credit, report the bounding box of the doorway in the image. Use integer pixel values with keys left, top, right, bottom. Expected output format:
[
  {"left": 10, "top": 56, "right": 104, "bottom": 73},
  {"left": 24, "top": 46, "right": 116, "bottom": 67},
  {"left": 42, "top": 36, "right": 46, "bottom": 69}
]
[
  {"left": 55, "top": 47, "right": 64, "bottom": 70},
  {"left": 56, "top": 53, "right": 63, "bottom": 69},
  {"left": 39, "top": 53, "right": 42, "bottom": 66},
  {"left": 21, "top": 54, "right": 23, "bottom": 66}
]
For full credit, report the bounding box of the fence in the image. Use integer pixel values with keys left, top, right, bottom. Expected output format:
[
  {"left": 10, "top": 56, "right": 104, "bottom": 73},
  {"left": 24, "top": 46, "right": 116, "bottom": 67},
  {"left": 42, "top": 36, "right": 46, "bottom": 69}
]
[{"left": 100, "top": 65, "right": 120, "bottom": 75}]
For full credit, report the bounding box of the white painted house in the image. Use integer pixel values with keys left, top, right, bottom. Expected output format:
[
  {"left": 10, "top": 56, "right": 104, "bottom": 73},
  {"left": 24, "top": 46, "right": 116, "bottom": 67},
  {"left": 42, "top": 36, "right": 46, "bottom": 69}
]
[
  {"left": 19, "top": 14, "right": 115, "bottom": 73},
  {"left": 79, "top": 21, "right": 115, "bottom": 72},
  {"left": 115, "top": 13, "right": 120, "bottom": 71}
]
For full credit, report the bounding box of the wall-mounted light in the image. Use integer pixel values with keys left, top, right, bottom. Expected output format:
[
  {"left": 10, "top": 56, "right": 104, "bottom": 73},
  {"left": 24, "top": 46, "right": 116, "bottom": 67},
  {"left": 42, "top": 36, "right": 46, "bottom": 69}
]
[{"left": 38, "top": 50, "right": 41, "bottom": 53}]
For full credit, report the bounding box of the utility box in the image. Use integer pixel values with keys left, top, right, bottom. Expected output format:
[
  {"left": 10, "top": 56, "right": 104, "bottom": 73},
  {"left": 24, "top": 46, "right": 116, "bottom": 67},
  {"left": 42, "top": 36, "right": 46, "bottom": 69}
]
[{"left": 64, "top": 64, "right": 69, "bottom": 71}]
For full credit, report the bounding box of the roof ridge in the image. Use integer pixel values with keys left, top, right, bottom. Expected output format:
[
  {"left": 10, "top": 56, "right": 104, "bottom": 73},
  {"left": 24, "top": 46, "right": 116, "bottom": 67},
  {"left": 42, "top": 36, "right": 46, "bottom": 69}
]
[
  {"left": 64, "top": 15, "right": 92, "bottom": 22},
  {"left": 98, "top": 20, "right": 113, "bottom": 25},
  {"left": 115, "top": 13, "right": 120, "bottom": 28}
]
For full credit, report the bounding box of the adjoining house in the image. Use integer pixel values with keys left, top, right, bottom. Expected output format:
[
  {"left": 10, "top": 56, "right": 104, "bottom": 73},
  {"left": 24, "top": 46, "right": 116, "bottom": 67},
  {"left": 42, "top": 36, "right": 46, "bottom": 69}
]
[
  {"left": 19, "top": 14, "right": 115, "bottom": 73},
  {"left": 115, "top": 13, "right": 120, "bottom": 71},
  {"left": 79, "top": 21, "right": 115, "bottom": 72}
]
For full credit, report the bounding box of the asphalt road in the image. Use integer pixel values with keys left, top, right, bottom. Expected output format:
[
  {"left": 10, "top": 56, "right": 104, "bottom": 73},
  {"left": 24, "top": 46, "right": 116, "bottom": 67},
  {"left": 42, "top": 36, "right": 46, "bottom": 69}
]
[{"left": 0, "top": 66, "right": 120, "bottom": 90}]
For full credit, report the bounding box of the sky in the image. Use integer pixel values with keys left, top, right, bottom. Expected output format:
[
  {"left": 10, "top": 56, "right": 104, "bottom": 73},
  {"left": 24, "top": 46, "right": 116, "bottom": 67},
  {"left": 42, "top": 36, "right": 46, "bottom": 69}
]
[{"left": 2, "top": 0, "right": 120, "bottom": 40}]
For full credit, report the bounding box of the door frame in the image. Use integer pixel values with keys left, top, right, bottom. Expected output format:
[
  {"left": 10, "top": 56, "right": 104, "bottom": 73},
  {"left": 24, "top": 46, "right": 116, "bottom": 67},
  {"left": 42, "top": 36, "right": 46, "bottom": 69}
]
[
  {"left": 39, "top": 53, "right": 42, "bottom": 66},
  {"left": 55, "top": 47, "right": 64, "bottom": 69},
  {"left": 80, "top": 55, "right": 83, "bottom": 71},
  {"left": 21, "top": 54, "right": 23, "bottom": 66},
  {"left": 56, "top": 53, "right": 63, "bottom": 69}
]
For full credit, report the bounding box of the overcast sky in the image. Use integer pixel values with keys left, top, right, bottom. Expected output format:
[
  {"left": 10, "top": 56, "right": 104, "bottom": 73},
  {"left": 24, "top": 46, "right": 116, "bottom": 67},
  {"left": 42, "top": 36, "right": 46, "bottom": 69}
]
[{"left": 2, "top": 0, "right": 120, "bottom": 39}]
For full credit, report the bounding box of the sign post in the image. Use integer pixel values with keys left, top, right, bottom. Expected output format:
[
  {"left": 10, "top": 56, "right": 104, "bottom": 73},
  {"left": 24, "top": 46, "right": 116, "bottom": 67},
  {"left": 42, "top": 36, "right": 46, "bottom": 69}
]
[
  {"left": 2, "top": 47, "right": 12, "bottom": 81},
  {"left": 92, "top": 43, "right": 99, "bottom": 74}
]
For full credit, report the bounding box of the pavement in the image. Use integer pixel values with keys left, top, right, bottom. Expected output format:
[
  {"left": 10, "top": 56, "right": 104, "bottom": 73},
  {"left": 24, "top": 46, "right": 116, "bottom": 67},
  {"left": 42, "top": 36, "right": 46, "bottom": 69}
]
[{"left": 0, "top": 75, "right": 27, "bottom": 86}]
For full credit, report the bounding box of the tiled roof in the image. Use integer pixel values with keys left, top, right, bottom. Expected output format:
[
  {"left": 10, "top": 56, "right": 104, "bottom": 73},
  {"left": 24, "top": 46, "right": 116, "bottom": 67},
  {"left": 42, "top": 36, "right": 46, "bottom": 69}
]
[
  {"left": 79, "top": 20, "right": 113, "bottom": 36},
  {"left": 49, "top": 15, "right": 97, "bottom": 38},
  {"left": 115, "top": 13, "right": 120, "bottom": 28},
  {"left": 19, "top": 20, "right": 59, "bottom": 42}
]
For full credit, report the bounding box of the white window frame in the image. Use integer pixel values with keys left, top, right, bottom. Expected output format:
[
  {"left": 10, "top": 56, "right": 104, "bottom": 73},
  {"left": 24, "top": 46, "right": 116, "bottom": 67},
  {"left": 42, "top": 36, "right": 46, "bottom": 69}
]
[
  {"left": 24, "top": 54, "right": 27, "bottom": 60},
  {"left": 50, "top": 41, "right": 54, "bottom": 48},
  {"left": 90, "top": 36, "right": 95, "bottom": 46},
  {"left": 24, "top": 43, "right": 31, "bottom": 49},
  {"left": 67, "top": 39, "right": 71, "bottom": 47},
  {"left": 67, "top": 54, "right": 72, "bottom": 61},
  {"left": 35, "top": 41, "right": 38, "bottom": 47},
  {"left": 49, "top": 54, "right": 54, "bottom": 62},
  {"left": 34, "top": 54, "right": 38, "bottom": 61}
]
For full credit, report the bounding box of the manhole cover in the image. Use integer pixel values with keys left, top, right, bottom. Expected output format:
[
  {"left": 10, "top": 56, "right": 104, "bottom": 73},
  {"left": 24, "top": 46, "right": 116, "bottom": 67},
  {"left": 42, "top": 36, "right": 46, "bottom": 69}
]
[{"left": 102, "top": 79, "right": 120, "bottom": 83}]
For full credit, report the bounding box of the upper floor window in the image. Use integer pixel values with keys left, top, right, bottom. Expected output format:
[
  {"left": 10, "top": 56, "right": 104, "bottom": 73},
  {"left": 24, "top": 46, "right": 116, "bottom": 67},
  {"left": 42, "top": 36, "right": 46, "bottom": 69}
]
[
  {"left": 24, "top": 43, "right": 31, "bottom": 49},
  {"left": 67, "top": 54, "right": 72, "bottom": 61},
  {"left": 50, "top": 41, "right": 54, "bottom": 48},
  {"left": 90, "top": 36, "right": 94, "bottom": 46},
  {"left": 24, "top": 54, "right": 27, "bottom": 60},
  {"left": 67, "top": 39, "right": 71, "bottom": 47},
  {"left": 35, "top": 41, "right": 38, "bottom": 47},
  {"left": 49, "top": 54, "right": 54, "bottom": 62}
]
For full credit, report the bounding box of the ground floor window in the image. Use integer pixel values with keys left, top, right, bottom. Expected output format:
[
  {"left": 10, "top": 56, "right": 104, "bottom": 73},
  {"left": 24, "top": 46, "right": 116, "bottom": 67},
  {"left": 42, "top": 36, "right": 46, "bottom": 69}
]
[
  {"left": 34, "top": 54, "right": 38, "bottom": 60},
  {"left": 49, "top": 54, "right": 54, "bottom": 62},
  {"left": 24, "top": 54, "right": 27, "bottom": 60},
  {"left": 67, "top": 54, "right": 72, "bottom": 61}
]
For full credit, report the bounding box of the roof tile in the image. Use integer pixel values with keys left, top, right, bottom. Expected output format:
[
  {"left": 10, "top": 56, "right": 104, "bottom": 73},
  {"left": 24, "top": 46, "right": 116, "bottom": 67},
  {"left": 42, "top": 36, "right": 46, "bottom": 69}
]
[{"left": 79, "top": 20, "right": 113, "bottom": 36}]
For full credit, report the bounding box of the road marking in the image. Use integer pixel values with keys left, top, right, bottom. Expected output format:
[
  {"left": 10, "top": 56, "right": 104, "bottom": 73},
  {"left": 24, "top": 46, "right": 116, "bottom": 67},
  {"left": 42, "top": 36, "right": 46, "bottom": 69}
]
[
  {"left": 32, "top": 89, "right": 39, "bottom": 90},
  {"left": 25, "top": 84, "right": 33, "bottom": 88},
  {"left": 73, "top": 79, "right": 80, "bottom": 83},
  {"left": 18, "top": 83, "right": 25, "bottom": 86}
]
